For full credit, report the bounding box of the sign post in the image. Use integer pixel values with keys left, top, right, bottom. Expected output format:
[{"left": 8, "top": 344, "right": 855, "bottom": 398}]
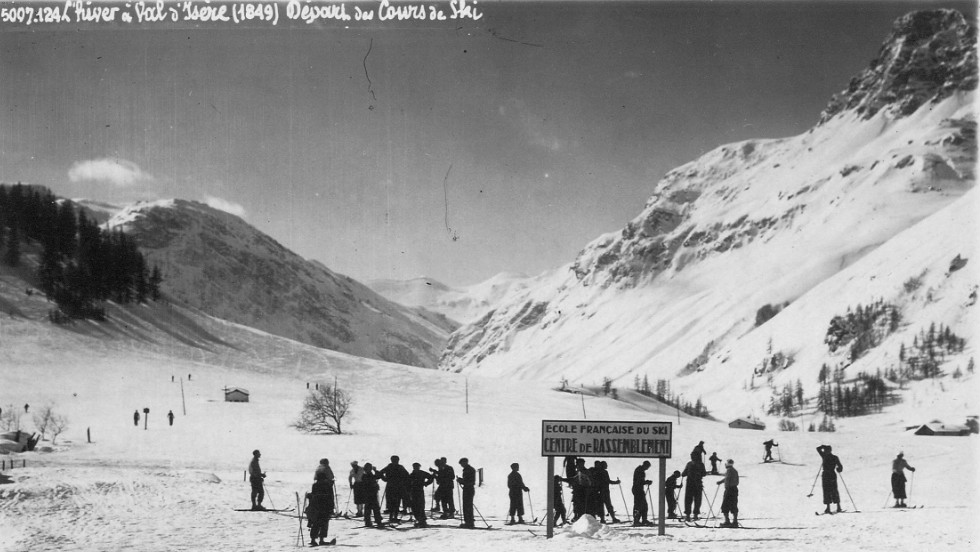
[{"left": 541, "top": 420, "right": 672, "bottom": 538}]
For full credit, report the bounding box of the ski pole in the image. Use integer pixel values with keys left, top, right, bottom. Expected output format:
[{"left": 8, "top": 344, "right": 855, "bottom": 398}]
[
  {"left": 263, "top": 481, "right": 277, "bottom": 511},
  {"left": 344, "top": 487, "right": 352, "bottom": 517},
  {"left": 296, "top": 491, "right": 304, "bottom": 547},
  {"left": 526, "top": 489, "right": 535, "bottom": 523},
  {"left": 618, "top": 483, "right": 630, "bottom": 519},
  {"left": 806, "top": 467, "right": 822, "bottom": 497},
  {"left": 703, "top": 484, "right": 720, "bottom": 522},
  {"left": 908, "top": 471, "right": 915, "bottom": 505},
  {"left": 777, "top": 446, "right": 782, "bottom": 463},
  {"left": 473, "top": 501, "right": 491, "bottom": 528},
  {"left": 882, "top": 489, "right": 893, "bottom": 509},
  {"left": 646, "top": 483, "right": 655, "bottom": 520},
  {"left": 456, "top": 486, "right": 463, "bottom": 521},
  {"left": 838, "top": 473, "right": 859, "bottom": 512},
  {"left": 333, "top": 482, "right": 340, "bottom": 516}
]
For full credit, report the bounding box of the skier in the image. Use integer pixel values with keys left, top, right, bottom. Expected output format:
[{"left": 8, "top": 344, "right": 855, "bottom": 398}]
[
  {"left": 708, "top": 452, "right": 721, "bottom": 475},
  {"left": 432, "top": 457, "right": 456, "bottom": 518},
  {"left": 816, "top": 445, "right": 843, "bottom": 514},
  {"left": 691, "top": 440, "right": 706, "bottom": 463},
  {"left": 596, "top": 460, "right": 622, "bottom": 523},
  {"left": 248, "top": 449, "right": 267, "bottom": 510},
  {"left": 133, "top": 410, "right": 140, "bottom": 427},
  {"left": 552, "top": 474, "right": 569, "bottom": 526},
  {"left": 631, "top": 460, "right": 652, "bottom": 526},
  {"left": 506, "top": 463, "right": 529, "bottom": 525},
  {"left": 717, "top": 459, "right": 740, "bottom": 527},
  {"left": 569, "top": 458, "right": 592, "bottom": 522},
  {"left": 682, "top": 457, "right": 706, "bottom": 521},
  {"left": 408, "top": 462, "right": 433, "bottom": 527},
  {"left": 378, "top": 455, "right": 410, "bottom": 522},
  {"left": 563, "top": 456, "right": 578, "bottom": 479},
  {"left": 360, "top": 463, "right": 384, "bottom": 528},
  {"left": 167, "top": 410, "right": 174, "bottom": 427},
  {"left": 763, "top": 440, "right": 778, "bottom": 462},
  {"left": 315, "top": 458, "right": 335, "bottom": 484},
  {"left": 307, "top": 467, "right": 334, "bottom": 545},
  {"left": 457, "top": 457, "right": 476, "bottom": 528},
  {"left": 891, "top": 452, "right": 916, "bottom": 508},
  {"left": 664, "top": 470, "right": 683, "bottom": 518},
  {"left": 349, "top": 461, "right": 365, "bottom": 517},
  {"left": 24, "top": 403, "right": 29, "bottom": 413}
]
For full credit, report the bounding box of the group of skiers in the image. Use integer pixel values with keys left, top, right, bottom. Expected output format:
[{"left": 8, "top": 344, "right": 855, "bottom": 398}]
[{"left": 247, "top": 441, "right": 919, "bottom": 545}]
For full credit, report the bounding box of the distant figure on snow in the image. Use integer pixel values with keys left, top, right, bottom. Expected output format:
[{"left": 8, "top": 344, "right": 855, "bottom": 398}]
[
  {"left": 891, "top": 452, "right": 916, "bottom": 508},
  {"left": 816, "top": 445, "right": 843, "bottom": 514},
  {"left": 133, "top": 410, "right": 140, "bottom": 427},
  {"left": 307, "top": 467, "right": 335, "bottom": 546},
  {"left": 506, "top": 463, "right": 529, "bottom": 525},
  {"left": 249, "top": 449, "right": 267, "bottom": 510},
  {"left": 763, "top": 440, "right": 778, "bottom": 462},
  {"left": 24, "top": 403, "right": 29, "bottom": 413},
  {"left": 167, "top": 410, "right": 175, "bottom": 426},
  {"left": 717, "top": 459, "right": 740, "bottom": 527},
  {"left": 708, "top": 452, "right": 721, "bottom": 474}
]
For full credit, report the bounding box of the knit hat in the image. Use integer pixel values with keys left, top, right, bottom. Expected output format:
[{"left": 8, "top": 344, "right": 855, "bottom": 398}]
[{"left": 726, "top": 459, "right": 734, "bottom": 466}]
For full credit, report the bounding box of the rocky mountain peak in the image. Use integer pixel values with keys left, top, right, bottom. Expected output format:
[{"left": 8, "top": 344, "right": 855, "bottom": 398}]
[{"left": 819, "top": 9, "right": 977, "bottom": 124}]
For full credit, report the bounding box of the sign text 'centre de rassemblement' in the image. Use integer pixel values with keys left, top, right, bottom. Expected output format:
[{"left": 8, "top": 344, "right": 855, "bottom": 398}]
[{"left": 541, "top": 420, "right": 672, "bottom": 458}]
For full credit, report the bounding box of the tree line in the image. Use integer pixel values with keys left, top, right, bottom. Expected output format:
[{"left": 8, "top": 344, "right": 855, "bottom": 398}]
[{"left": 0, "top": 183, "right": 162, "bottom": 320}]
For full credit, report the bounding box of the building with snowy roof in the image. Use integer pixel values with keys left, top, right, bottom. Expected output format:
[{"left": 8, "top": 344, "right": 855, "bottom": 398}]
[
  {"left": 912, "top": 422, "right": 970, "bottom": 436},
  {"left": 728, "top": 417, "right": 766, "bottom": 430},
  {"left": 224, "top": 387, "right": 250, "bottom": 402}
]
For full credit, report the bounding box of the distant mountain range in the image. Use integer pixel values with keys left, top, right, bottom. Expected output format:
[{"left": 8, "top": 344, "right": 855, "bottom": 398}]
[{"left": 437, "top": 9, "right": 978, "bottom": 420}]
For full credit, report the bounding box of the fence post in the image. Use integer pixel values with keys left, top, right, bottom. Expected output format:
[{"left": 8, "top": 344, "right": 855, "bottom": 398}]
[{"left": 87, "top": 427, "right": 91, "bottom": 443}]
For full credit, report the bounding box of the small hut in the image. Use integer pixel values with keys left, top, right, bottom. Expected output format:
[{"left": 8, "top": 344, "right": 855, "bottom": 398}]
[
  {"left": 912, "top": 421, "right": 969, "bottom": 436},
  {"left": 224, "top": 387, "right": 250, "bottom": 403},
  {"left": 728, "top": 416, "right": 766, "bottom": 430}
]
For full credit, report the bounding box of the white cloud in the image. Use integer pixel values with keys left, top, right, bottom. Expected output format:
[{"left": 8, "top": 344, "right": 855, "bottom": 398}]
[
  {"left": 68, "top": 158, "right": 153, "bottom": 187},
  {"left": 204, "top": 195, "right": 247, "bottom": 219}
]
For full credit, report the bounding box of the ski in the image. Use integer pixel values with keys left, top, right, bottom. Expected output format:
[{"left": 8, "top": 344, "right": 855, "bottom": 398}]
[
  {"left": 234, "top": 507, "right": 295, "bottom": 513},
  {"left": 816, "top": 510, "right": 857, "bottom": 516}
]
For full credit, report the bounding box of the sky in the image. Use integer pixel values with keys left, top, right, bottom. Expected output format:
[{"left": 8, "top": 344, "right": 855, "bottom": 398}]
[{"left": 0, "top": 0, "right": 975, "bottom": 287}]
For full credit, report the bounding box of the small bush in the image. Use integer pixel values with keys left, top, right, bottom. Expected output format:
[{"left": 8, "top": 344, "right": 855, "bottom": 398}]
[{"left": 778, "top": 419, "right": 799, "bottom": 431}]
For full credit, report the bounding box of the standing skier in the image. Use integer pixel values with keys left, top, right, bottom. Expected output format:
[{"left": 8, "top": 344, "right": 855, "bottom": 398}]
[
  {"left": 596, "top": 461, "right": 622, "bottom": 523},
  {"left": 167, "top": 410, "right": 175, "bottom": 427},
  {"left": 457, "top": 457, "right": 476, "bottom": 528},
  {"left": 569, "top": 458, "right": 593, "bottom": 522},
  {"left": 349, "top": 461, "right": 365, "bottom": 517},
  {"left": 664, "top": 470, "right": 683, "bottom": 518},
  {"left": 408, "top": 462, "right": 433, "bottom": 527},
  {"left": 763, "top": 440, "right": 778, "bottom": 462},
  {"left": 682, "top": 457, "right": 706, "bottom": 521},
  {"left": 552, "top": 474, "right": 569, "bottom": 526},
  {"left": 432, "top": 457, "right": 456, "bottom": 518},
  {"left": 360, "top": 463, "right": 384, "bottom": 528},
  {"left": 691, "top": 440, "right": 706, "bottom": 464},
  {"left": 708, "top": 452, "right": 721, "bottom": 474},
  {"left": 506, "top": 463, "right": 529, "bottom": 524},
  {"left": 631, "top": 460, "right": 652, "bottom": 526},
  {"left": 248, "top": 449, "right": 266, "bottom": 510},
  {"left": 891, "top": 452, "right": 916, "bottom": 508},
  {"left": 816, "top": 445, "right": 843, "bottom": 514},
  {"left": 133, "top": 410, "right": 140, "bottom": 427},
  {"left": 378, "top": 455, "right": 410, "bottom": 522},
  {"left": 717, "top": 459, "right": 740, "bottom": 527},
  {"left": 307, "top": 468, "right": 334, "bottom": 545}
]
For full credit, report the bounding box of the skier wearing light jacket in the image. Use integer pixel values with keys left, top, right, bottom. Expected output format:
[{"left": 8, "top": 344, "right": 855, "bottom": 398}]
[
  {"left": 891, "top": 452, "right": 915, "bottom": 508},
  {"left": 717, "top": 459, "right": 739, "bottom": 527}
]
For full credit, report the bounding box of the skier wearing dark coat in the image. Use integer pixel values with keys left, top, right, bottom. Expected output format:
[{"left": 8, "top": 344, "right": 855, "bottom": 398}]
[
  {"left": 307, "top": 475, "right": 334, "bottom": 545},
  {"left": 167, "top": 410, "right": 175, "bottom": 427},
  {"left": 763, "top": 440, "right": 778, "bottom": 462},
  {"left": 682, "top": 459, "right": 706, "bottom": 521},
  {"left": 891, "top": 452, "right": 916, "bottom": 507},
  {"left": 133, "top": 410, "right": 140, "bottom": 427},
  {"left": 507, "top": 463, "right": 529, "bottom": 524},
  {"left": 664, "top": 470, "right": 683, "bottom": 518},
  {"left": 432, "top": 457, "right": 456, "bottom": 518},
  {"left": 552, "top": 474, "right": 568, "bottom": 526},
  {"left": 631, "top": 461, "right": 652, "bottom": 526},
  {"left": 691, "top": 441, "right": 706, "bottom": 463},
  {"left": 595, "top": 461, "right": 621, "bottom": 523},
  {"left": 457, "top": 458, "right": 477, "bottom": 528},
  {"left": 708, "top": 452, "right": 721, "bottom": 474},
  {"left": 569, "top": 458, "right": 592, "bottom": 522},
  {"left": 816, "top": 445, "right": 843, "bottom": 513},
  {"left": 378, "top": 456, "right": 410, "bottom": 521},
  {"left": 360, "top": 463, "right": 384, "bottom": 528},
  {"left": 717, "top": 459, "right": 740, "bottom": 527},
  {"left": 408, "top": 463, "right": 434, "bottom": 527},
  {"left": 248, "top": 449, "right": 266, "bottom": 510}
]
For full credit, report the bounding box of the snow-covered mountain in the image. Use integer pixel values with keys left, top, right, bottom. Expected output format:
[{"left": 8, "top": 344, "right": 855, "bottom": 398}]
[
  {"left": 108, "top": 199, "right": 449, "bottom": 368},
  {"left": 368, "top": 272, "right": 533, "bottom": 325},
  {"left": 440, "top": 9, "right": 978, "bottom": 421}
]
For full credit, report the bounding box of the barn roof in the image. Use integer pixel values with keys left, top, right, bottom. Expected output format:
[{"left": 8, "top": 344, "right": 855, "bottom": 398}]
[{"left": 225, "top": 387, "right": 250, "bottom": 395}]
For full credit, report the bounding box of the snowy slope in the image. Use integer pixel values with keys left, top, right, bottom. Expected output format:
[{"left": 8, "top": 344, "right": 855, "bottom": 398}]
[
  {"left": 108, "top": 199, "right": 449, "bottom": 368},
  {"left": 368, "top": 272, "right": 533, "bottom": 325},
  {"left": 1, "top": 276, "right": 978, "bottom": 552},
  {"left": 440, "top": 10, "right": 978, "bottom": 423}
]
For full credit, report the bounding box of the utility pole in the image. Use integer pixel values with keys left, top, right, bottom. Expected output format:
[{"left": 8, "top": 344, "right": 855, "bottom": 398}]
[
  {"left": 181, "top": 377, "right": 187, "bottom": 415},
  {"left": 465, "top": 378, "right": 469, "bottom": 414}
]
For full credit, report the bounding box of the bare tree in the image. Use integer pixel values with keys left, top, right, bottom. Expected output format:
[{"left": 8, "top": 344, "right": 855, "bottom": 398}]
[
  {"left": 1, "top": 408, "right": 21, "bottom": 431},
  {"left": 32, "top": 404, "right": 56, "bottom": 440},
  {"left": 49, "top": 414, "right": 69, "bottom": 445},
  {"left": 292, "top": 384, "right": 352, "bottom": 435}
]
